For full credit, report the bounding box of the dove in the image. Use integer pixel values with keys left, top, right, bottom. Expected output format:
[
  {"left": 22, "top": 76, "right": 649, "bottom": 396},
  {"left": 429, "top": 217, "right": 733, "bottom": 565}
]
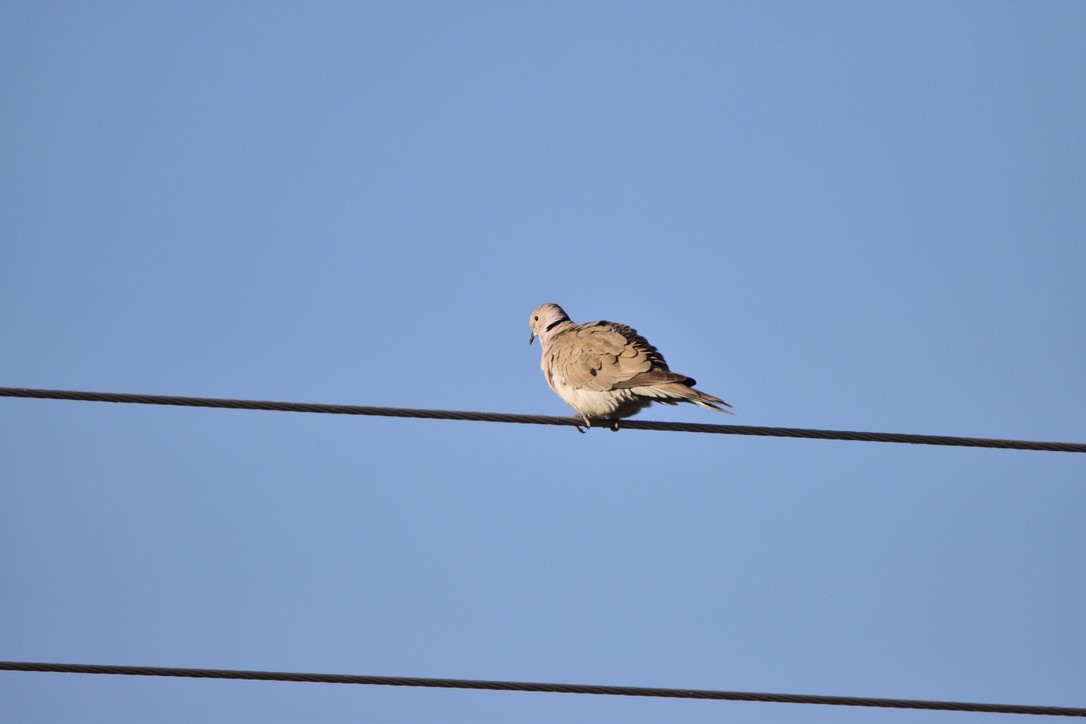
[{"left": 528, "top": 302, "right": 732, "bottom": 429}]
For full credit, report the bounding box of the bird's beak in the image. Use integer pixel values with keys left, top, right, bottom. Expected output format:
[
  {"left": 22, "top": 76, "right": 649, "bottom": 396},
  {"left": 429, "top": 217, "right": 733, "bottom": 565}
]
[{"left": 529, "top": 332, "right": 536, "bottom": 345}]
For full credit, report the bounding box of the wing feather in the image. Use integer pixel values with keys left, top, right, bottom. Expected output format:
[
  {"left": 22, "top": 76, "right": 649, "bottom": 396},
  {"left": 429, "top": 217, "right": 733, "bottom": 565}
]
[{"left": 548, "top": 321, "right": 689, "bottom": 392}]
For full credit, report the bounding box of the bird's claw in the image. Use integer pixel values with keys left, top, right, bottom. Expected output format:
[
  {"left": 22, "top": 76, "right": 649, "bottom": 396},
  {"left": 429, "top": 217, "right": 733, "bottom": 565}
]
[{"left": 571, "top": 415, "right": 620, "bottom": 433}]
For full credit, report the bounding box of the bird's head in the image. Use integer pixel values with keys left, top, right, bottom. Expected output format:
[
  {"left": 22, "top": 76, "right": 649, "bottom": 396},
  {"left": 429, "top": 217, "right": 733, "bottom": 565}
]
[{"left": 529, "top": 302, "right": 570, "bottom": 344}]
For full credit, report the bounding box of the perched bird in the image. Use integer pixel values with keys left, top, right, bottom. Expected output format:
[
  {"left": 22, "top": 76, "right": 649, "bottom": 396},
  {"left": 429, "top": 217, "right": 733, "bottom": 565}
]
[{"left": 528, "top": 302, "right": 732, "bottom": 429}]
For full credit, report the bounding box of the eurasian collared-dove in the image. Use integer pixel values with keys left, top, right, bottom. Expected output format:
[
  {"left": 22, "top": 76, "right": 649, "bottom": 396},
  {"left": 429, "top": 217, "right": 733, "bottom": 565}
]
[{"left": 528, "top": 302, "right": 732, "bottom": 429}]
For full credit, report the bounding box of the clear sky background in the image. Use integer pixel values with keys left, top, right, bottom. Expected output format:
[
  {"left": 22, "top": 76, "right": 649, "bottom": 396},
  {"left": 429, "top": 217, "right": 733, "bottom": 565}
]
[{"left": 2, "top": 2, "right": 1084, "bottom": 723}]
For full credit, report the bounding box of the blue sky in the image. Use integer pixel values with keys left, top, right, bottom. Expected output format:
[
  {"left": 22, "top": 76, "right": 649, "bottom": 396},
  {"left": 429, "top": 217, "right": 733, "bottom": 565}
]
[{"left": 2, "top": 2, "right": 1084, "bottom": 722}]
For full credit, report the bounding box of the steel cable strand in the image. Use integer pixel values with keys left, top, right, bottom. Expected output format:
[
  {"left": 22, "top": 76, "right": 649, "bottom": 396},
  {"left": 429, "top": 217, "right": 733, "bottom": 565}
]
[
  {"left": 1, "top": 662, "right": 1084, "bottom": 716},
  {"left": 2, "top": 387, "right": 1084, "bottom": 452}
]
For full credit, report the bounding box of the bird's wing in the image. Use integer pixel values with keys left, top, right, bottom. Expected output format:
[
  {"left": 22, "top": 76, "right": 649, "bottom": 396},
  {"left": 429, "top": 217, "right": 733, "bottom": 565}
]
[{"left": 546, "top": 321, "right": 691, "bottom": 392}]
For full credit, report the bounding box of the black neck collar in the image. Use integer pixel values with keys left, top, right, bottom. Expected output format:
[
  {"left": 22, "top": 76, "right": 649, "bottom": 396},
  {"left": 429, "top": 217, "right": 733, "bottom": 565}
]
[{"left": 544, "top": 319, "right": 566, "bottom": 333}]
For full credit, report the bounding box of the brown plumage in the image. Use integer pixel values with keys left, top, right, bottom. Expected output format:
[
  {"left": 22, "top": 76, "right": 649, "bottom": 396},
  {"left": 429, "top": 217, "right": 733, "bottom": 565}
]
[{"left": 528, "top": 303, "right": 732, "bottom": 428}]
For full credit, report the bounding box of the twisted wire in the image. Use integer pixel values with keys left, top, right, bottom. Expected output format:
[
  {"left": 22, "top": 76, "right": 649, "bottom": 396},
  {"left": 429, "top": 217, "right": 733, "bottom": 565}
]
[
  {"left": 1, "top": 662, "right": 1083, "bottom": 716},
  {"left": 2, "top": 386, "right": 1084, "bottom": 453}
]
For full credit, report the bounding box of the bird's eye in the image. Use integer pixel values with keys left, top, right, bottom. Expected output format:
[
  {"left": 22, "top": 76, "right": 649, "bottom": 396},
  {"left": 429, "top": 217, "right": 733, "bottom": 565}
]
[{"left": 534, "top": 316, "right": 539, "bottom": 321}]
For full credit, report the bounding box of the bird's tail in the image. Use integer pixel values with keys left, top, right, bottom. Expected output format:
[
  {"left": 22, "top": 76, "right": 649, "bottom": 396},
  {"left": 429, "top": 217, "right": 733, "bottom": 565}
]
[
  {"left": 685, "top": 386, "right": 735, "bottom": 414},
  {"left": 643, "top": 382, "right": 735, "bottom": 414}
]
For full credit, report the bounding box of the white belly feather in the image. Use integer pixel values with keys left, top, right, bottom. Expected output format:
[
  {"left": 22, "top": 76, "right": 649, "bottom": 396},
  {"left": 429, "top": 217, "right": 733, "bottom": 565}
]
[{"left": 546, "top": 367, "right": 657, "bottom": 419}]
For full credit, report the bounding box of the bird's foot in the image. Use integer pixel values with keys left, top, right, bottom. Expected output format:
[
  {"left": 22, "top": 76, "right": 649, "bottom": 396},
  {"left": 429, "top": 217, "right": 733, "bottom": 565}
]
[{"left": 571, "top": 414, "right": 620, "bottom": 432}]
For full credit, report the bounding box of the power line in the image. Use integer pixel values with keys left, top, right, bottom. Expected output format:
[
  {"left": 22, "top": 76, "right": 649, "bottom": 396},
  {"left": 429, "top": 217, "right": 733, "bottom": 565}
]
[
  {"left": 2, "top": 661, "right": 1082, "bottom": 717},
  {"left": 2, "top": 386, "right": 1084, "bottom": 452}
]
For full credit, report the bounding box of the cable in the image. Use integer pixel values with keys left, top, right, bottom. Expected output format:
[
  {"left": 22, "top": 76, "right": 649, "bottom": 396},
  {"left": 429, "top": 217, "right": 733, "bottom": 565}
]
[
  {"left": 2, "top": 386, "right": 1084, "bottom": 452},
  {"left": 1, "top": 661, "right": 1082, "bottom": 716}
]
